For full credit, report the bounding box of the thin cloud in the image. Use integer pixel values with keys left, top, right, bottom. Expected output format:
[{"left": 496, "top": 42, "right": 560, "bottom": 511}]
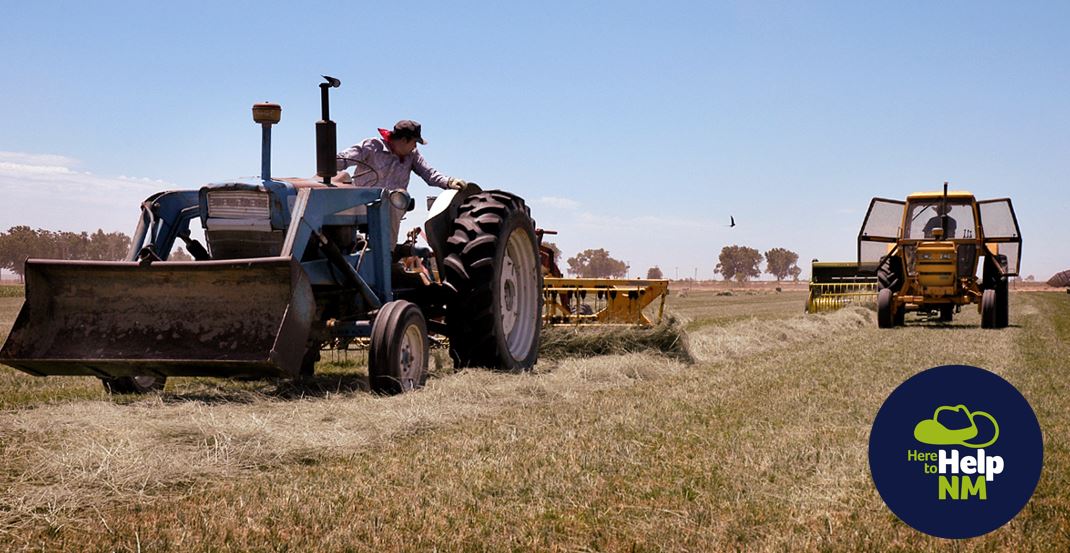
[
  {"left": 574, "top": 210, "right": 722, "bottom": 231},
  {"left": 0, "top": 151, "right": 80, "bottom": 167},
  {"left": 0, "top": 151, "right": 175, "bottom": 231},
  {"left": 532, "top": 196, "right": 581, "bottom": 210},
  {"left": 0, "top": 152, "right": 171, "bottom": 199}
]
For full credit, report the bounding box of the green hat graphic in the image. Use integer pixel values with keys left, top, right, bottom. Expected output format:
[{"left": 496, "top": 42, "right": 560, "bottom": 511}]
[{"left": 914, "top": 404, "right": 999, "bottom": 448}]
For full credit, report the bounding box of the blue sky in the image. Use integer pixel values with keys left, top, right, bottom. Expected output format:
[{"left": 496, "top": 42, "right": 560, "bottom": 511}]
[{"left": 1, "top": 1, "right": 1067, "bottom": 279}]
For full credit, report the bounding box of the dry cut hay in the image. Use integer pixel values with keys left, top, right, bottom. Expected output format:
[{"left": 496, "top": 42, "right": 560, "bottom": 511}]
[
  {"left": 0, "top": 351, "right": 689, "bottom": 536},
  {"left": 688, "top": 305, "right": 874, "bottom": 364},
  {"left": 539, "top": 315, "right": 693, "bottom": 363}
]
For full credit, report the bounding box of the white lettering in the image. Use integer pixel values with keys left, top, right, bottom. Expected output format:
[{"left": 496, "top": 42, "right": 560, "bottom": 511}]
[
  {"left": 986, "top": 453, "right": 1005, "bottom": 482},
  {"left": 962, "top": 455, "right": 977, "bottom": 474},
  {"left": 937, "top": 449, "right": 1004, "bottom": 481},
  {"left": 939, "top": 449, "right": 959, "bottom": 474}
]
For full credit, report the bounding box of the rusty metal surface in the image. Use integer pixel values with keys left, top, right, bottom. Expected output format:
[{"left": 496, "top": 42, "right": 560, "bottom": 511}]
[
  {"left": 0, "top": 257, "right": 314, "bottom": 378},
  {"left": 543, "top": 278, "right": 669, "bottom": 326}
]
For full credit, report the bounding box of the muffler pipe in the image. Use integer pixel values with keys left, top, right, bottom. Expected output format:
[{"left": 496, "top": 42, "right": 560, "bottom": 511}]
[{"left": 316, "top": 75, "right": 341, "bottom": 185}]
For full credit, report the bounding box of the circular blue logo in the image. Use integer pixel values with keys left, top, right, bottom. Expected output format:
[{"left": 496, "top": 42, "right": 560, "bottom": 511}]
[{"left": 869, "top": 365, "right": 1043, "bottom": 539}]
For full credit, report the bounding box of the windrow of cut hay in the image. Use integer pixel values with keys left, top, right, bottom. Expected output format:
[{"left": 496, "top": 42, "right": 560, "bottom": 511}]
[
  {"left": 0, "top": 286, "right": 23, "bottom": 299},
  {"left": 0, "top": 306, "right": 871, "bottom": 535},
  {"left": 539, "top": 315, "right": 694, "bottom": 363},
  {"left": 689, "top": 306, "right": 873, "bottom": 363},
  {"left": 0, "top": 355, "right": 688, "bottom": 534}
]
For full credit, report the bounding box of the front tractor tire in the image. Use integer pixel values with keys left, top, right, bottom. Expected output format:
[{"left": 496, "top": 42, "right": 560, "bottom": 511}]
[
  {"left": 101, "top": 375, "right": 167, "bottom": 395},
  {"left": 877, "top": 288, "right": 895, "bottom": 329},
  {"left": 442, "top": 191, "right": 542, "bottom": 371},
  {"left": 368, "top": 300, "right": 429, "bottom": 394},
  {"left": 981, "top": 289, "right": 998, "bottom": 329}
]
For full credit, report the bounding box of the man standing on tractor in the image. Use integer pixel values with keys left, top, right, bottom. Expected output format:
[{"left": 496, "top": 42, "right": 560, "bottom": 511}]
[{"left": 335, "top": 119, "right": 467, "bottom": 243}]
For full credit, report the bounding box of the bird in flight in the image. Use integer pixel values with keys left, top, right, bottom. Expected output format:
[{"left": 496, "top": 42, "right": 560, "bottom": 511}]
[{"left": 728, "top": 216, "right": 736, "bottom": 228}]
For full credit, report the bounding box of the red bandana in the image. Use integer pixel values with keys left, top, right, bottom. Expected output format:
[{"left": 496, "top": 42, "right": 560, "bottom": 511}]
[{"left": 378, "top": 128, "right": 406, "bottom": 159}]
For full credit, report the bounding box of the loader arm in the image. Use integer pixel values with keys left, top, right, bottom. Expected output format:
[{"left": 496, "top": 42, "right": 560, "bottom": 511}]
[{"left": 128, "top": 190, "right": 204, "bottom": 262}]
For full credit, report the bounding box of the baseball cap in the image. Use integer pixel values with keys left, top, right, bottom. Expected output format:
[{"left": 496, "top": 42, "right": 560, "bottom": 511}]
[{"left": 392, "top": 120, "right": 426, "bottom": 144}]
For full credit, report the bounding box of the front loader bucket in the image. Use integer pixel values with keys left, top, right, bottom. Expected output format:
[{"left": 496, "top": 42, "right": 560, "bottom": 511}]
[
  {"left": 0, "top": 257, "right": 315, "bottom": 379},
  {"left": 806, "top": 262, "right": 879, "bottom": 313}
]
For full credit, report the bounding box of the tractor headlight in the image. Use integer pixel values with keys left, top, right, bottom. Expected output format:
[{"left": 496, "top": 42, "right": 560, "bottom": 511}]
[
  {"left": 388, "top": 189, "right": 412, "bottom": 211},
  {"left": 918, "top": 252, "right": 932, "bottom": 260},
  {"left": 940, "top": 252, "right": 953, "bottom": 260},
  {"left": 207, "top": 191, "right": 270, "bottom": 219}
]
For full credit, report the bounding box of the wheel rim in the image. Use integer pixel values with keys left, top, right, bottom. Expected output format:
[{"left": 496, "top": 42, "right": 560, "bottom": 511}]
[
  {"left": 133, "top": 376, "right": 157, "bottom": 389},
  {"left": 501, "top": 228, "right": 538, "bottom": 360},
  {"left": 398, "top": 322, "right": 425, "bottom": 389}
]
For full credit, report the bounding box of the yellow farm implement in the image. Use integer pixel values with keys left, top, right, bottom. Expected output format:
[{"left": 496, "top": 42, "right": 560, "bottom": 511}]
[
  {"left": 536, "top": 229, "right": 669, "bottom": 327},
  {"left": 806, "top": 261, "right": 878, "bottom": 313},
  {"left": 543, "top": 278, "right": 669, "bottom": 326}
]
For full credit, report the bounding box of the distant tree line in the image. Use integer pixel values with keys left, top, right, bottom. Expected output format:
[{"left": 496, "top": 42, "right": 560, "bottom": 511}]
[
  {"left": 560, "top": 245, "right": 803, "bottom": 283},
  {"left": 0, "top": 226, "right": 132, "bottom": 281},
  {"left": 715, "top": 245, "right": 801, "bottom": 283},
  {"left": 566, "top": 248, "right": 629, "bottom": 279}
]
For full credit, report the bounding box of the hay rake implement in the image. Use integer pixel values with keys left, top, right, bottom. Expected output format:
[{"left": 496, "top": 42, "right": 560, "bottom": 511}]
[
  {"left": 806, "top": 261, "right": 878, "bottom": 313},
  {"left": 542, "top": 278, "right": 669, "bottom": 326}
]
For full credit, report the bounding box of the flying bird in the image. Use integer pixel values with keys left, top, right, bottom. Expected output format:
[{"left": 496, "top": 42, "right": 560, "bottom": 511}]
[{"left": 728, "top": 216, "right": 736, "bottom": 228}]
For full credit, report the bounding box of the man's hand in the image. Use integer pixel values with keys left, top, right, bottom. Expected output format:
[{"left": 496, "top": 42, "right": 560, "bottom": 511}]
[
  {"left": 332, "top": 170, "right": 353, "bottom": 185},
  {"left": 447, "top": 178, "right": 467, "bottom": 190}
]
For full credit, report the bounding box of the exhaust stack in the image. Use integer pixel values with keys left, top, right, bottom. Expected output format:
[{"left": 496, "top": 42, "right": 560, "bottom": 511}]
[
  {"left": 941, "top": 181, "right": 949, "bottom": 240},
  {"left": 252, "top": 102, "right": 281, "bottom": 182},
  {"left": 316, "top": 75, "right": 342, "bottom": 185}
]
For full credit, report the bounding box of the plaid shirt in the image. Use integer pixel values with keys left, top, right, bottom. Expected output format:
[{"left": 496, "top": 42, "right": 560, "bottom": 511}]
[{"left": 335, "top": 136, "right": 450, "bottom": 190}]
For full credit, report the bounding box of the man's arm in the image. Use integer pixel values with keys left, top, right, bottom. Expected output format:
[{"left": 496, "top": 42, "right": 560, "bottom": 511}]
[{"left": 411, "top": 149, "right": 452, "bottom": 189}]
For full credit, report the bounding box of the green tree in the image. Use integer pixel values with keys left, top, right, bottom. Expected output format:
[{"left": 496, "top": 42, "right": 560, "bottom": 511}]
[
  {"left": 715, "top": 245, "right": 763, "bottom": 283},
  {"left": 542, "top": 241, "right": 562, "bottom": 260},
  {"left": 0, "top": 227, "right": 133, "bottom": 282},
  {"left": 646, "top": 266, "right": 664, "bottom": 279},
  {"left": 0, "top": 226, "right": 40, "bottom": 281},
  {"left": 93, "top": 230, "right": 131, "bottom": 260},
  {"left": 567, "top": 248, "right": 628, "bottom": 278},
  {"left": 764, "top": 247, "right": 800, "bottom": 282}
]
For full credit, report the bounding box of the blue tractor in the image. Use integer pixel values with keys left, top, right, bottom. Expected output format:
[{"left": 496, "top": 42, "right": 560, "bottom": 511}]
[{"left": 0, "top": 78, "right": 543, "bottom": 394}]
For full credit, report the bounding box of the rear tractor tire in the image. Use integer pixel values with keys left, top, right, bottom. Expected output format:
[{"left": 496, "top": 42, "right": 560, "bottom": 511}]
[
  {"left": 996, "top": 279, "right": 1009, "bottom": 328},
  {"left": 368, "top": 300, "right": 429, "bottom": 394},
  {"left": 442, "top": 191, "right": 542, "bottom": 371},
  {"left": 877, "top": 256, "right": 903, "bottom": 292},
  {"left": 101, "top": 375, "right": 167, "bottom": 395}
]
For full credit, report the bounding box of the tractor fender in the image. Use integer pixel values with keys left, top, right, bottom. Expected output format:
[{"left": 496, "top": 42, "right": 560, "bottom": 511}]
[{"left": 424, "top": 183, "right": 482, "bottom": 271}]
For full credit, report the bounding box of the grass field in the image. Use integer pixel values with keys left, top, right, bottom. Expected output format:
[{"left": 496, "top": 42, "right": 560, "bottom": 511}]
[{"left": 0, "top": 288, "right": 1067, "bottom": 551}]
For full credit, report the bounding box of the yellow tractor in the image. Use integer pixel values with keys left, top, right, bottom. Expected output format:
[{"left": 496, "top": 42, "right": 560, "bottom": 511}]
[{"left": 859, "top": 183, "right": 1021, "bottom": 328}]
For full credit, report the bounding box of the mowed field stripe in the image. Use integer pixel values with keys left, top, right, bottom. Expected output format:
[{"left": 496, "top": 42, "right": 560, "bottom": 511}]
[{"left": 1, "top": 293, "right": 1067, "bottom": 552}]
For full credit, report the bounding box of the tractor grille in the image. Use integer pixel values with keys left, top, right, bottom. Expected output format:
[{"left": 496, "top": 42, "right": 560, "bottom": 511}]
[
  {"left": 207, "top": 191, "right": 270, "bottom": 219},
  {"left": 207, "top": 230, "right": 285, "bottom": 259}
]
